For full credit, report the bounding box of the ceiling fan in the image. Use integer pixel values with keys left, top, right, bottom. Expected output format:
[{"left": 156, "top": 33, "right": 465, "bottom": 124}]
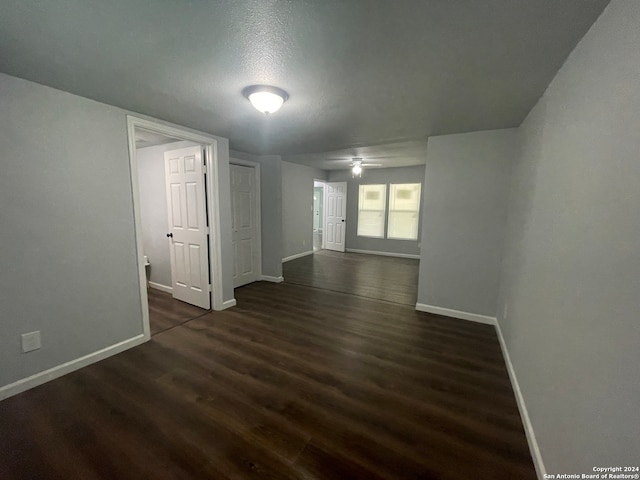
[{"left": 324, "top": 157, "right": 383, "bottom": 176}]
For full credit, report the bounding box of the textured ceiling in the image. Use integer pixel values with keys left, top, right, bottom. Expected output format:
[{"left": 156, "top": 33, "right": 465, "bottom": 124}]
[
  {"left": 0, "top": 0, "right": 609, "bottom": 166},
  {"left": 283, "top": 141, "right": 430, "bottom": 171}
]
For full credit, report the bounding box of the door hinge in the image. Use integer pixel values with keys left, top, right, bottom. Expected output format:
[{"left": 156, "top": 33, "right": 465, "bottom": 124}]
[
  {"left": 202, "top": 165, "right": 207, "bottom": 174},
  {"left": 208, "top": 284, "right": 213, "bottom": 292}
]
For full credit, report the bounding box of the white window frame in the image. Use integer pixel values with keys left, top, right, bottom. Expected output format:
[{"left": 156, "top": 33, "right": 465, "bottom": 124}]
[
  {"left": 357, "top": 184, "right": 387, "bottom": 238},
  {"left": 356, "top": 182, "right": 422, "bottom": 241},
  {"left": 387, "top": 183, "right": 422, "bottom": 241}
]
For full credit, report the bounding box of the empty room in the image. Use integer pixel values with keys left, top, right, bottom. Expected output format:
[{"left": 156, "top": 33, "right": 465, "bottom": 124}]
[{"left": 1, "top": 1, "right": 638, "bottom": 479}]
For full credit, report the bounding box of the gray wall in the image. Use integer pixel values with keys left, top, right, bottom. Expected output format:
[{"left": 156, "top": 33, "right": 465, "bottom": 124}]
[
  {"left": 137, "top": 141, "right": 199, "bottom": 288},
  {"left": 282, "top": 161, "right": 327, "bottom": 259},
  {"left": 498, "top": 1, "right": 640, "bottom": 472},
  {"left": 417, "top": 129, "right": 516, "bottom": 317},
  {"left": 231, "top": 151, "right": 284, "bottom": 279},
  {"left": 0, "top": 73, "right": 235, "bottom": 392},
  {"left": 328, "top": 165, "right": 425, "bottom": 256},
  {"left": 214, "top": 137, "right": 235, "bottom": 304},
  {"left": 0, "top": 73, "right": 143, "bottom": 388}
]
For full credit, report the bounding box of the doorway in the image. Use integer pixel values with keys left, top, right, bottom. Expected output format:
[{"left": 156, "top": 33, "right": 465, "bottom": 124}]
[
  {"left": 313, "top": 180, "right": 325, "bottom": 251},
  {"left": 126, "top": 116, "right": 226, "bottom": 338}
]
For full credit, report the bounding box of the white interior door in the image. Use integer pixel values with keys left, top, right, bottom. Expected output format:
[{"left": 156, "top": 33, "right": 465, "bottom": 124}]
[
  {"left": 164, "top": 146, "right": 210, "bottom": 309},
  {"left": 324, "top": 182, "right": 347, "bottom": 252},
  {"left": 231, "top": 164, "right": 259, "bottom": 288}
]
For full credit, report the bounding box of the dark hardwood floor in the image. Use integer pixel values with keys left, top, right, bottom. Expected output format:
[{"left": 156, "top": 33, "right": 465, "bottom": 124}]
[
  {"left": 0, "top": 281, "right": 536, "bottom": 479},
  {"left": 148, "top": 287, "right": 209, "bottom": 335},
  {"left": 283, "top": 250, "right": 420, "bottom": 305}
]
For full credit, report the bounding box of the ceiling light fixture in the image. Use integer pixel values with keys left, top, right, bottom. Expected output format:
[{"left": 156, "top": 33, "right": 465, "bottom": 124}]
[
  {"left": 352, "top": 160, "right": 362, "bottom": 178},
  {"left": 242, "top": 85, "right": 289, "bottom": 114}
]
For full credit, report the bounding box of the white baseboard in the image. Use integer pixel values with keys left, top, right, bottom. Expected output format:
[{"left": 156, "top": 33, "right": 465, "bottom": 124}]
[
  {"left": 259, "top": 275, "right": 284, "bottom": 283},
  {"left": 219, "top": 298, "right": 237, "bottom": 310},
  {"left": 282, "top": 250, "right": 314, "bottom": 263},
  {"left": 148, "top": 281, "right": 172, "bottom": 293},
  {"left": 415, "top": 303, "right": 497, "bottom": 325},
  {"left": 346, "top": 248, "right": 420, "bottom": 260},
  {"left": 495, "top": 320, "right": 546, "bottom": 480},
  {"left": 0, "top": 333, "right": 148, "bottom": 401}
]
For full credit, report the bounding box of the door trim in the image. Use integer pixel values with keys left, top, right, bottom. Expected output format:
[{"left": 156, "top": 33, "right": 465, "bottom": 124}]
[
  {"left": 230, "top": 158, "right": 262, "bottom": 283},
  {"left": 126, "top": 116, "right": 227, "bottom": 339}
]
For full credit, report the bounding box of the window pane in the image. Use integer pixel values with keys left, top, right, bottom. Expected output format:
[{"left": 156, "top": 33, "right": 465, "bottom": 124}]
[
  {"left": 358, "top": 184, "right": 386, "bottom": 238},
  {"left": 388, "top": 211, "right": 418, "bottom": 239},
  {"left": 358, "top": 211, "right": 385, "bottom": 237},
  {"left": 389, "top": 184, "right": 421, "bottom": 210},
  {"left": 388, "top": 183, "right": 421, "bottom": 240},
  {"left": 360, "top": 184, "right": 386, "bottom": 210}
]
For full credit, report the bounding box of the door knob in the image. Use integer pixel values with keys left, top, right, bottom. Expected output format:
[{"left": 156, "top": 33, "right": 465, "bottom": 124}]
[
  {"left": 341, "top": 219, "right": 345, "bottom": 222},
  {"left": 166, "top": 233, "right": 173, "bottom": 238}
]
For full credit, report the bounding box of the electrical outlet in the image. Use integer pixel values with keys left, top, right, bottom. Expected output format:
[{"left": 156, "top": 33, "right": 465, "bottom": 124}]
[
  {"left": 21, "top": 331, "right": 41, "bottom": 353},
  {"left": 502, "top": 303, "right": 508, "bottom": 320},
  {"left": 302, "top": 239, "right": 307, "bottom": 246}
]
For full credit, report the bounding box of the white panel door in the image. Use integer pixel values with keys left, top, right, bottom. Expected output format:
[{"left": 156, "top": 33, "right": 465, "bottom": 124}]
[
  {"left": 164, "top": 146, "right": 210, "bottom": 309},
  {"left": 231, "top": 164, "right": 259, "bottom": 288},
  {"left": 324, "top": 182, "right": 347, "bottom": 252}
]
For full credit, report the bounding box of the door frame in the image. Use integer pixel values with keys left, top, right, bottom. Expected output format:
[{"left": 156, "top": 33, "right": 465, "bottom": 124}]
[
  {"left": 126, "top": 115, "right": 226, "bottom": 339},
  {"left": 230, "top": 158, "right": 262, "bottom": 284}
]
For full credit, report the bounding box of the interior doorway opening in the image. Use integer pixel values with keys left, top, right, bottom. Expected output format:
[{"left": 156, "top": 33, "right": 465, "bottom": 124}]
[
  {"left": 126, "top": 116, "right": 227, "bottom": 339},
  {"left": 134, "top": 133, "right": 211, "bottom": 309},
  {"left": 313, "top": 180, "right": 325, "bottom": 251}
]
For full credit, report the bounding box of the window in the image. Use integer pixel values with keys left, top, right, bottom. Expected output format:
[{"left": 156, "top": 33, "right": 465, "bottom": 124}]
[
  {"left": 357, "top": 182, "right": 422, "bottom": 241},
  {"left": 388, "top": 183, "right": 421, "bottom": 240},
  {"left": 357, "top": 184, "right": 386, "bottom": 238}
]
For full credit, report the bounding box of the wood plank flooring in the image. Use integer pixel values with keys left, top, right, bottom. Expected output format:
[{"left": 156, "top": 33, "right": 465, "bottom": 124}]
[
  {"left": 283, "top": 250, "right": 419, "bottom": 305},
  {"left": 0, "top": 282, "right": 536, "bottom": 479},
  {"left": 148, "top": 287, "right": 209, "bottom": 335}
]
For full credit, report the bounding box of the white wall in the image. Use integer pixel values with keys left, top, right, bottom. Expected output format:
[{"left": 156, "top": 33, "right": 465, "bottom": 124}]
[
  {"left": 137, "top": 141, "right": 199, "bottom": 288},
  {"left": 498, "top": 1, "right": 640, "bottom": 473},
  {"left": 328, "top": 165, "right": 426, "bottom": 256},
  {"left": 0, "top": 73, "right": 144, "bottom": 392},
  {"left": 417, "top": 129, "right": 516, "bottom": 318},
  {"left": 282, "top": 161, "right": 327, "bottom": 260}
]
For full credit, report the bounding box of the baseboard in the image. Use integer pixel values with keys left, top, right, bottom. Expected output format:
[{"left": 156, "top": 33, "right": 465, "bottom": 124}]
[
  {"left": 495, "top": 320, "right": 546, "bottom": 480},
  {"left": 415, "top": 303, "right": 497, "bottom": 325},
  {"left": 0, "top": 333, "right": 148, "bottom": 401},
  {"left": 282, "top": 250, "right": 314, "bottom": 263},
  {"left": 259, "top": 275, "right": 284, "bottom": 283},
  {"left": 148, "top": 281, "right": 172, "bottom": 293},
  {"left": 220, "top": 298, "right": 237, "bottom": 310},
  {"left": 346, "top": 248, "right": 420, "bottom": 260}
]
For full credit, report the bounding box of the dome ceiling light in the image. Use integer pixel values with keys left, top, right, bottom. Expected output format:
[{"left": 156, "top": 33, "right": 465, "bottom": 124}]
[
  {"left": 242, "top": 85, "right": 289, "bottom": 114},
  {"left": 352, "top": 160, "right": 362, "bottom": 178}
]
